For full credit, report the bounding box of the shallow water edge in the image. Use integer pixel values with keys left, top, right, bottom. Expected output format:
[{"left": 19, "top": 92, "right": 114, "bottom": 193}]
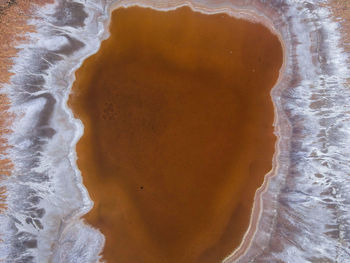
[{"left": 0, "top": 0, "right": 350, "bottom": 262}]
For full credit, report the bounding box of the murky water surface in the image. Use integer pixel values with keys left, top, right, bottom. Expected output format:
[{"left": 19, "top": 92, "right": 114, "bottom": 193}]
[{"left": 69, "top": 6, "right": 282, "bottom": 262}]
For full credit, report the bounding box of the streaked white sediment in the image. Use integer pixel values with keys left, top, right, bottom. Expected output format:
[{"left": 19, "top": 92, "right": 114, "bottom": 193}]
[
  {"left": 225, "top": 0, "right": 350, "bottom": 262},
  {"left": 1, "top": 0, "right": 350, "bottom": 262},
  {"left": 0, "top": 0, "right": 111, "bottom": 262}
]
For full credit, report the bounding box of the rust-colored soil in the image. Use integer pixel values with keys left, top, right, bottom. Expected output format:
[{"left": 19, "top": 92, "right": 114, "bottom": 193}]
[{"left": 0, "top": 0, "right": 52, "bottom": 212}]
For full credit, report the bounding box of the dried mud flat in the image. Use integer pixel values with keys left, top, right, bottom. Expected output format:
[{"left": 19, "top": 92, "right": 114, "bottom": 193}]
[{"left": 1, "top": 0, "right": 350, "bottom": 262}]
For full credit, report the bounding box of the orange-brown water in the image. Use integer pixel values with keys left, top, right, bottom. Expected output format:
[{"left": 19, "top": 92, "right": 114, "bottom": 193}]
[{"left": 69, "top": 6, "right": 282, "bottom": 263}]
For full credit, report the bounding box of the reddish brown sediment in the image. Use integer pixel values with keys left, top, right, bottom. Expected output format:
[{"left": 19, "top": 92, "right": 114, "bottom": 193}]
[
  {"left": 69, "top": 5, "right": 283, "bottom": 262},
  {"left": 328, "top": 1, "right": 350, "bottom": 47},
  {"left": 0, "top": 0, "right": 53, "bottom": 86},
  {"left": 328, "top": 0, "right": 350, "bottom": 75},
  {"left": 0, "top": 0, "right": 53, "bottom": 212},
  {"left": 229, "top": 2, "right": 350, "bottom": 261},
  {"left": 328, "top": 0, "right": 350, "bottom": 117}
]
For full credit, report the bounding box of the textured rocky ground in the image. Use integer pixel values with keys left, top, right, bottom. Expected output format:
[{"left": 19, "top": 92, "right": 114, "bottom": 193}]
[{"left": 0, "top": 0, "right": 350, "bottom": 262}]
